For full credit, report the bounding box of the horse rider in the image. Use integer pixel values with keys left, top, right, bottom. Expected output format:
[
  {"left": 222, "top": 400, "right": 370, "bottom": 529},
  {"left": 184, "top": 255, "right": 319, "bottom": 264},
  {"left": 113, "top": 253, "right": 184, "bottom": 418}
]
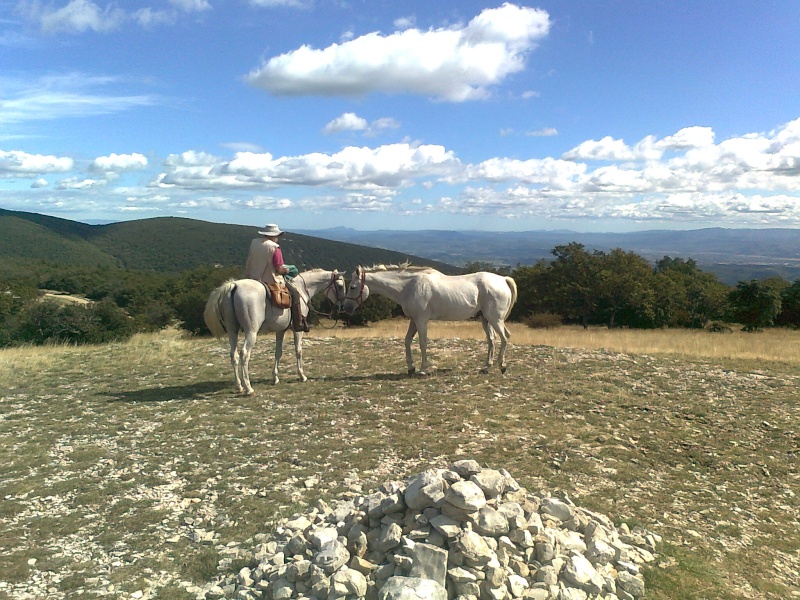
[{"left": 245, "top": 224, "right": 308, "bottom": 332}]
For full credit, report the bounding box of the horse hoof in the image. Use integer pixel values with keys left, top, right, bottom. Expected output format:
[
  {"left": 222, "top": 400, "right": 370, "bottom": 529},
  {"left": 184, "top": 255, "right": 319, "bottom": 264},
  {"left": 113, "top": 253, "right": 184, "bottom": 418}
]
[
  {"left": 500, "top": 366, "right": 507, "bottom": 374},
  {"left": 408, "top": 367, "right": 416, "bottom": 375},
  {"left": 479, "top": 367, "right": 490, "bottom": 375},
  {"left": 299, "top": 376, "right": 308, "bottom": 383},
  {"left": 244, "top": 389, "right": 256, "bottom": 396}
]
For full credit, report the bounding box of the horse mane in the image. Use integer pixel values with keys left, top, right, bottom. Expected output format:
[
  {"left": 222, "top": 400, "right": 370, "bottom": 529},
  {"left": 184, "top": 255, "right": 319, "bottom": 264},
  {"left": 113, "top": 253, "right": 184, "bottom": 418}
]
[{"left": 360, "top": 262, "right": 439, "bottom": 274}]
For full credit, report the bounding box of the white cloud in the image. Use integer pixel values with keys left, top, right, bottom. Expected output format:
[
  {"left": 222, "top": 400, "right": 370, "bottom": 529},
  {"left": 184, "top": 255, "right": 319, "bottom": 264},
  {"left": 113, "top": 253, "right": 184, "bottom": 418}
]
[
  {"left": 246, "top": 3, "right": 550, "bottom": 101},
  {"left": 170, "top": 0, "right": 211, "bottom": 12},
  {"left": 0, "top": 149, "right": 74, "bottom": 176},
  {"left": 323, "top": 113, "right": 368, "bottom": 134},
  {"left": 0, "top": 73, "right": 157, "bottom": 125},
  {"left": 8, "top": 117, "right": 800, "bottom": 228},
  {"left": 89, "top": 152, "right": 148, "bottom": 173},
  {"left": 32, "top": 0, "right": 126, "bottom": 34},
  {"left": 132, "top": 8, "right": 176, "bottom": 28},
  {"left": 655, "top": 126, "right": 715, "bottom": 150},
  {"left": 463, "top": 157, "right": 585, "bottom": 186},
  {"left": 526, "top": 127, "right": 557, "bottom": 137},
  {"left": 56, "top": 177, "right": 106, "bottom": 190},
  {"left": 19, "top": 0, "right": 210, "bottom": 34},
  {"left": 153, "top": 143, "right": 460, "bottom": 191},
  {"left": 563, "top": 136, "right": 636, "bottom": 161},
  {"left": 322, "top": 113, "right": 401, "bottom": 136},
  {"left": 394, "top": 16, "right": 415, "bottom": 30}
]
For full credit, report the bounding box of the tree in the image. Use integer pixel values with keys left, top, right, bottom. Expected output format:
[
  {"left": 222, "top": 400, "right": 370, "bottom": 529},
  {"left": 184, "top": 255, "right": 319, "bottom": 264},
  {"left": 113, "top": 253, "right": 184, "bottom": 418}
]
[
  {"left": 727, "top": 280, "right": 782, "bottom": 331},
  {"left": 655, "top": 257, "right": 729, "bottom": 328},
  {"left": 545, "top": 243, "right": 603, "bottom": 327},
  {"left": 508, "top": 261, "right": 549, "bottom": 321},
  {"left": 777, "top": 280, "right": 800, "bottom": 327},
  {"left": 592, "top": 249, "right": 657, "bottom": 328}
]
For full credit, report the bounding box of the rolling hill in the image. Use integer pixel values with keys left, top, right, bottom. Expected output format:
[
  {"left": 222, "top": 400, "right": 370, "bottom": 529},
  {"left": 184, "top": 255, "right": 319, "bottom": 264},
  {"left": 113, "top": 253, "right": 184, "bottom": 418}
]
[{"left": 0, "top": 209, "right": 458, "bottom": 275}]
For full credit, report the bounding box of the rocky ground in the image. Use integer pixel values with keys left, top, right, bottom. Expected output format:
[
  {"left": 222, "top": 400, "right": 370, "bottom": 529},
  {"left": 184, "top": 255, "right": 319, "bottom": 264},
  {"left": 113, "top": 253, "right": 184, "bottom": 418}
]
[{"left": 1, "top": 335, "right": 798, "bottom": 599}]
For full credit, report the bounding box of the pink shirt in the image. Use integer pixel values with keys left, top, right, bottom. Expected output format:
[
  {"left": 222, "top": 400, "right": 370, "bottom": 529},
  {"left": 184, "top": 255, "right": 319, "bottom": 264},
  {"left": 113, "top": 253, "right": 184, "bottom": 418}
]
[{"left": 272, "top": 247, "right": 284, "bottom": 270}]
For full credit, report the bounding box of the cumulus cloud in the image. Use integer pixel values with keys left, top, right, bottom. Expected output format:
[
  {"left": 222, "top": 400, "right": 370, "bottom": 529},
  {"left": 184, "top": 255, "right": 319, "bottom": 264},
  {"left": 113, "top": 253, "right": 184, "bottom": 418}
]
[
  {"left": 153, "top": 143, "right": 460, "bottom": 191},
  {"left": 0, "top": 150, "right": 73, "bottom": 176},
  {"left": 563, "top": 136, "right": 636, "bottom": 161},
  {"left": 322, "top": 112, "right": 400, "bottom": 136},
  {"left": 246, "top": 3, "right": 551, "bottom": 101},
  {"left": 9, "top": 117, "right": 800, "bottom": 228},
  {"left": 413, "top": 118, "right": 800, "bottom": 225},
  {"left": 462, "top": 157, "right": 585, "bottom": 186},
  {"left": 56, "top": 177, "right": 106, "bottom": 190},
  {"left": 89, "top": 152, "right": 148, "bottom": 173},
  {"left": 323, "top": 113, "right": 368, "bottom": 135}
]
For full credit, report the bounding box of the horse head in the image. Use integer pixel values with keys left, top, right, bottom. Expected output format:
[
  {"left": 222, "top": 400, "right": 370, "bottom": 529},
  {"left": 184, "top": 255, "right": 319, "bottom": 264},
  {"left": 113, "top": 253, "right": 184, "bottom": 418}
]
[
  {"left": 326, "top": 270, "right": 348, "bottom": 314},
  {"left": 343, "top": 266, "right": 370, "bottom": 314}
]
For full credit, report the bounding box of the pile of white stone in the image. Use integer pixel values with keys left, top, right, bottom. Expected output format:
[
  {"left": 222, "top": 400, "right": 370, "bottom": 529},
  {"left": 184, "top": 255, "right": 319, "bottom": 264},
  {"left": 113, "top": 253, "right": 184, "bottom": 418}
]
[{"left": 207, "top": 460, "right": 660, "bottom": 600}]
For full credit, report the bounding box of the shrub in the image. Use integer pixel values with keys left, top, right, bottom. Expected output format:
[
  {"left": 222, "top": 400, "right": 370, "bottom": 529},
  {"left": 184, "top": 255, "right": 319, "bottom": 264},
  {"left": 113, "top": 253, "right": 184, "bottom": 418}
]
[{"left": 8, "top": 299, "right": 136, "bottom": 346}]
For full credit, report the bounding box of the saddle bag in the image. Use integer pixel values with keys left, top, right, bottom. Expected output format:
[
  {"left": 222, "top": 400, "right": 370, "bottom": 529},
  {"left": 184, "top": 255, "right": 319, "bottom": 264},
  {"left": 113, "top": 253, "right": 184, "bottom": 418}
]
[{"left": 266, "top": 283, "right": 291, "bottom": 309}]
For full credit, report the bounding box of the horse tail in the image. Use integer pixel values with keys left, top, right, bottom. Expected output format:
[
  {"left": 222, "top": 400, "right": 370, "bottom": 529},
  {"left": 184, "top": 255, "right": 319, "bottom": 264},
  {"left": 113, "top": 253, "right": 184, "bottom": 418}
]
[
  {"left": 503, "top": 276, "right": 518, "bottom": 320},
  {"left": 502, "top": 276, "right": 518, "bottom": 338},
  {"left": 204, "top": 279, "right": 237, "bottom": 338}
]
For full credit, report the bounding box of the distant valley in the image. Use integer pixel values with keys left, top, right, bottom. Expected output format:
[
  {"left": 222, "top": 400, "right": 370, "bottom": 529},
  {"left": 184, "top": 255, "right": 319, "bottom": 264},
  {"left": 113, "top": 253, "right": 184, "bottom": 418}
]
[{"left": 298, "top": 227, "right": 800, "bottom": 285}]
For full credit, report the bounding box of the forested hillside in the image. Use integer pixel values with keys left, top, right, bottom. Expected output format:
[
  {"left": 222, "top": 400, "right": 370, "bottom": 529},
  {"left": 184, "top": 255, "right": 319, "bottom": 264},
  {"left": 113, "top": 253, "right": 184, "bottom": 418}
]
[{"left": 0, "top": 209, "right": 457, "bottom": 274}]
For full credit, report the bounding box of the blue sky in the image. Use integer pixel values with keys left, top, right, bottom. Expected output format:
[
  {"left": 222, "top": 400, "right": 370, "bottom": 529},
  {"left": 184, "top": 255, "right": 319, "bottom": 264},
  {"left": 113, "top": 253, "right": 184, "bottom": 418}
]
[{"left": 2, "top": 0, "right": 800, "bottom": 232}]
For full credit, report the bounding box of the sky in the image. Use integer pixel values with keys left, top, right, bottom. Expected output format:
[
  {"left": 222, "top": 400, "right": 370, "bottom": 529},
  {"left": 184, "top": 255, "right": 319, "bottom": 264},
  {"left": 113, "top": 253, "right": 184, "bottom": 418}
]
[{"left": 2, "top": 0, "right": 800, "bottom": 233}]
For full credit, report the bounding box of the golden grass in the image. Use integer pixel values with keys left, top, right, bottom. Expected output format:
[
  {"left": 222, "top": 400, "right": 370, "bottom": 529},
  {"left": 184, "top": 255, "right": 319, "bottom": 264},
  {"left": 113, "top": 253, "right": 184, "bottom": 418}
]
[{"left": 318, "top": 318, "right": 800, "bottom": 364}]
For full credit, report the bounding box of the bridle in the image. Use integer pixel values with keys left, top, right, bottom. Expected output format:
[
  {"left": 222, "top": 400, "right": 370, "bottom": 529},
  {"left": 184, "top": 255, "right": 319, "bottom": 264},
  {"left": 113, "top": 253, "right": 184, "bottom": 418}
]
[
  {"left": 294, "top": 271, "right": 346, "bottom": 325},
  {"left": 347, "top": 269, "right": 368, "bottom": 309}
]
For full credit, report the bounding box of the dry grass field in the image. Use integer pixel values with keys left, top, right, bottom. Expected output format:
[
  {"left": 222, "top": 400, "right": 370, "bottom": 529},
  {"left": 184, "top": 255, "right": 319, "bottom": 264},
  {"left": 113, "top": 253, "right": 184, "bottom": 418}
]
[{"left": 1, "top": 321, "right": 799, "bottom": 599}]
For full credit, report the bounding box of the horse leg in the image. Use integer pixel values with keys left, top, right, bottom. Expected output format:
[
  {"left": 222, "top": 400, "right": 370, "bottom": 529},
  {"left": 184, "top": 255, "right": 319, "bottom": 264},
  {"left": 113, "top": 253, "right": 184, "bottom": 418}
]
[
  {"left": 228, "top": 329, "right": 244, "bottom": 394},
  {"left": 480, "top": 316, "right": 496, "bottom": 374},
  {"left": 272, "top": 330, "right": 285, "bottom": 385},
  {"left": 240, "top": 330, "right": 258, "bottom": 395},
  {"left": 293, "top": 330, "right": 308, "bottom": 382},
  {"left": 491, "top": 319, "right": 511, "bottom": 374},
  {"left": 404, "top": 320, "right": 418, "bottom": 375},
  {"left": 417, "top": 320, "right": 431, "bottom": 375}
]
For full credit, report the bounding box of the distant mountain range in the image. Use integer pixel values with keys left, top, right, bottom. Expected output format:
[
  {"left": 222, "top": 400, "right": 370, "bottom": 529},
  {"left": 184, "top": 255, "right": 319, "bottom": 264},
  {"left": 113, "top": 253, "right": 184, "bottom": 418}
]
[{"left": 297, "top": 226, "right": 800, "bottom": 285}]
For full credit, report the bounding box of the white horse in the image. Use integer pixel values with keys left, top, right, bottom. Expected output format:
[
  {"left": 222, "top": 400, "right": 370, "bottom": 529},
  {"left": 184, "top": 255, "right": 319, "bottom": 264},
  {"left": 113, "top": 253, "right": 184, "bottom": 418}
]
[
  {"left": 342, "top": 264, "right": 518, "bottom": 375},
  {"left": 204, "top": 269, "right": 346, "bottom": 394}
]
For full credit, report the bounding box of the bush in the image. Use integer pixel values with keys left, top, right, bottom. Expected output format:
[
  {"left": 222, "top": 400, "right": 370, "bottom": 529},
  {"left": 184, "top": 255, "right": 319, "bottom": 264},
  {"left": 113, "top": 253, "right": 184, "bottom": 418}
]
[
  {"left": 523, "top": 312, "right": 563, "bottom": 329},
  {"left": 342, "top": 295, "right": 399, "bottom": 326},
  {"left": 8, "top": 299, "right": 136, "bottom": 346}
]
